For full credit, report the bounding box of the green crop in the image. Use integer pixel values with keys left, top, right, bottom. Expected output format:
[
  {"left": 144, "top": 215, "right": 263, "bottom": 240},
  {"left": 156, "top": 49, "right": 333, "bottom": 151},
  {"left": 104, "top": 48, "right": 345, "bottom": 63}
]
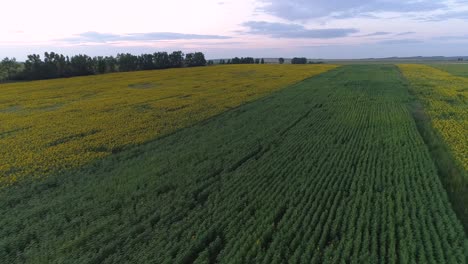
[{"left": 0, "top": 65, "right": 464, "bottom": 263}]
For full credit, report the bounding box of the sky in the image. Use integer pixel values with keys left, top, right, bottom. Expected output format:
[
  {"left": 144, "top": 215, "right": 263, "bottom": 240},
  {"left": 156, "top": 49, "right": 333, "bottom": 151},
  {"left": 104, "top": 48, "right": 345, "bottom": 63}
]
[{"left": 1, "top": 0, "right": 468, "bottom": 60}]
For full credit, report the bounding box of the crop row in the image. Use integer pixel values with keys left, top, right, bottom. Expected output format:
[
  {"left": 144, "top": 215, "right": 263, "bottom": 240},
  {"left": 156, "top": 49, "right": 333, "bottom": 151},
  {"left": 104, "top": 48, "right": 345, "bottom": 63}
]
[
  {"left": 399, "top": 64, "right": 467, "bottom": 172},
  {"left": 0, "top": 64, "right": 336, "bottom": 184},
  {"left": 0, "top": 65, "right": 464, "bottom": 263}
]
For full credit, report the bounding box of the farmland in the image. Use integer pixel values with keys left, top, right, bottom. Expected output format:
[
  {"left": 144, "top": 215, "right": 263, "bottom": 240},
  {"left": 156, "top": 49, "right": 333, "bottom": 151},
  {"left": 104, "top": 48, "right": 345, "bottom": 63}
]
[
  {"left": 399, "top": 64, "right": 468, "bottom": 231},
  {"left": 0, "top": 64, "right": 336, "bottom": 185},
  {"left": 430, "top": 63, "right": 468, "bottom": 78},
  {"left": 399, "top": 64, "right": 467, "bottom": 173},
  {"left": 0, "top": 65, "right": 465, "bottom": 263}
]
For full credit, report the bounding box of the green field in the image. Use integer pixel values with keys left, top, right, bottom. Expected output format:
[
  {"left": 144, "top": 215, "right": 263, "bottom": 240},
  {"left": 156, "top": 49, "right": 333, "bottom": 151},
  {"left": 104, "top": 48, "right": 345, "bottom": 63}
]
[
  {"left": 1, "top": 65, "right": 465, "bottom": 263},
  {"left": 430, "top": 63, "right": 468, "bottom": 78}
]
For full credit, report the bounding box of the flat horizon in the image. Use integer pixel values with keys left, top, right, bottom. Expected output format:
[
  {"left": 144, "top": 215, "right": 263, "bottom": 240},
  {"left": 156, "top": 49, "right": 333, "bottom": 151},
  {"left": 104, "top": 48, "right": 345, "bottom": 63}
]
[{"left": 1, "top": 0, "right": 468, "bottom": 60}]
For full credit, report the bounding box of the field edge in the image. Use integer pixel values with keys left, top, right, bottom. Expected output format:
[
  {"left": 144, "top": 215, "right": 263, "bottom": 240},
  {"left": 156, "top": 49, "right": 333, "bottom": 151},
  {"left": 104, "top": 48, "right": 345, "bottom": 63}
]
[{"left": 398, "top": 67, "right": 468, "bottom": 234}]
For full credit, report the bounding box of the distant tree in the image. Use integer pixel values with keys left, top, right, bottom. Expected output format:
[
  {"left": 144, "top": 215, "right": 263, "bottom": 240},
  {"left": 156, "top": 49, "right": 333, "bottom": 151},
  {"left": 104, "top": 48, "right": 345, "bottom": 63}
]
[
  {"left": 230, "top": 57, "right": 256, "bottom": 64},
  {"left": 207, "top": 60, "right": 214, "bottom": 65},
  {"left": 43, "top": 52, "right": 59, "bottom": 78},
  {"left": 169, "top": 51, "right": 184, "bottom": 68},
  {"left": 227, "top": 59, "right": 231, "bottom": 64},
  {"left": 241, "top": 57, "right": 254, "bottom": 64},
  {"left": 105, "top": 56, "right": 117, "bottom": 73},
  {"left": 231, "top": 57, "right": 241, "bottom": 64},
  {"left": 23, "top": 54, "right": 44, "bottom": 80},
  {"left": 153, "top": 52, "right": 170, "bottom": 69},
  {"left": 261, "top": 58, "right": 265, "bottom": 64},
  {"left": 94, "top": 56, "right": 107, "bottom": 74},
  {"left": 117, "top": 53, "right": 139, "bottom": 72},
  {"left": 70, "top": 54, "right": 94, "bottom": 76},
  {"left": 22, "top": 52, "right": 71, "bottom": 79},
  {"left": 54, "top": 54, "right": 69, "bottom": 77},
  {"left": 185, "top": 52, "right": 206, "bottom": 67},
  {"left": 138, "top": 54, "right": 155, "bottom": 70},
  {"left": 185, "top": 53, "right": 194, "bottom": 66},
  {"left": 194, "top": 52, "right": 207, "bottom": 66},
  {"left": 0, "top": 57, "right": 21, "bottom": 80},
  {"left": 278, "top": 58, "right": 285, "bottom": 64},
  {"left": 255, "top": 58, "right": 260, "bottom": 64},
  {"left": 4, "top": 50, "right": 208, "bottom": 81},
  {"left": 291, "top": 57, "right": 307, "bottom": 64}
]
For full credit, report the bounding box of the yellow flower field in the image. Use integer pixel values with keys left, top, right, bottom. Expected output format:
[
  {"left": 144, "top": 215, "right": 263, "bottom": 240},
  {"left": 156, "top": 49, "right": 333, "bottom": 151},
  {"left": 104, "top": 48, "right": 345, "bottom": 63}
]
[
  {"left": 398, "top": 64, "right": 468, "bottom": 173},
  {"left": 0, "top": 64, "right": 337, "bottom": 184}
]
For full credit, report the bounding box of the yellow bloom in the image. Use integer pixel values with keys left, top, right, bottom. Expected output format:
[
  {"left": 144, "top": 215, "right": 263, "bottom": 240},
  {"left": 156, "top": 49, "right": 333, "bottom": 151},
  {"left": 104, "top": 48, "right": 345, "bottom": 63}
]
[
  {"left": 0, "top": 64, "right": 337, "bottom": 184},
  {"left": 398, "top": 64, "right": 468, "bottom": 172}
]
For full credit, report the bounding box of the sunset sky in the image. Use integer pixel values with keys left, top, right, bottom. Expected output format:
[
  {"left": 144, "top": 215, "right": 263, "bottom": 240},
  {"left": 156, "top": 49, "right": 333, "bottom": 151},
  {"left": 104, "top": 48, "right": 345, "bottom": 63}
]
[{"left": 1, "top": 0, "right": 468, "bottom": 59}]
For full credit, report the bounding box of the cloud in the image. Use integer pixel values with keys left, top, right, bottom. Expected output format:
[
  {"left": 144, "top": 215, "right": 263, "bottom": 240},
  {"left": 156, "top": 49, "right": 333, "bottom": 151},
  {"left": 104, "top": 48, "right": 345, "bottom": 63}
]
[
  {"left": 329, "top": 12, "right": 379, "bottom": 19},
  {"left": 357, "top": 31, "right": 416, "bottom": 37},
  {"left": 421, "top": 10, "right": 468, "bottom": 21},
  {"left": 396, "top": 31, "right": 415, "bottom": 36},
  {"left": 259, "top": 0, "right": 447, "bottom": 20},
  {"left": 189, "top": 41, "right": 246, "bottom": 46},
  {"left": 378, "top": 39, "right": 423, "bottom": 45},
  {"left": 242, "top": 21, "right": 358, "bottom": 38},
  {"left": 360, "top": 32, "right": 391, "bottom": 37},
  {"left": 60, "top": 31, "right": 231, "bottom": 43},
  {"left": 433, "top": 35, "right": 468, "bottom": 40}
]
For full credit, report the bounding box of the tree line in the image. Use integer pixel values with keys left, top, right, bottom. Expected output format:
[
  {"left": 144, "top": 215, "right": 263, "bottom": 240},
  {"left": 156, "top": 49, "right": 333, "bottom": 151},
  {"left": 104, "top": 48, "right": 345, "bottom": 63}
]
[
  {"left": 0, "top": 51, "right": 209, "bottom": 81},
  {"left": 218, "top": 57, "right": 265, "bottom": 64},
  {"left": 285, "top": 57, "right": 324, "bottom": 64},
  {"left": 219, "top": 57, "right": 323, "bottom": 64},
  {"left": 0, "top": 53, "right": 326, "bottom": 82}
]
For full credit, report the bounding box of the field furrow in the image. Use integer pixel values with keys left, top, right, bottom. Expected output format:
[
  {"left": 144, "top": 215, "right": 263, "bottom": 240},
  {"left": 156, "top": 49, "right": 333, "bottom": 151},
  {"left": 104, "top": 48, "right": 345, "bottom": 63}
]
[{"left": 0, "top": 65, "right": 465, "bottom": 263}]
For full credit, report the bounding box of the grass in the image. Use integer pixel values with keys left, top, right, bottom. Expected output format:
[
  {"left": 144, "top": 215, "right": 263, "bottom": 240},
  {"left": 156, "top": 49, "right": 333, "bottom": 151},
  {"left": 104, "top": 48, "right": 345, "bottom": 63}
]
[
  {"left": 430, "top": 63, "right": 468, "bottom": 78},
  {"left": 0, "top": 65, "right": 464, "bottom": 263},
  {"left": 0, "top": 64, "right": 337, "bottom": 184}
]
